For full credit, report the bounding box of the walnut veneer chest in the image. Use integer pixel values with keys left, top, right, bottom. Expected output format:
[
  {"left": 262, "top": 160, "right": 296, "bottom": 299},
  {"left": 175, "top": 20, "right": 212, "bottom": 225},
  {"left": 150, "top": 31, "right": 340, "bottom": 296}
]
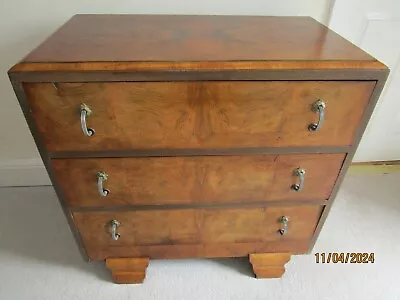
[{"left": 8, "top": 14, "right": 388, "bottom": 283}]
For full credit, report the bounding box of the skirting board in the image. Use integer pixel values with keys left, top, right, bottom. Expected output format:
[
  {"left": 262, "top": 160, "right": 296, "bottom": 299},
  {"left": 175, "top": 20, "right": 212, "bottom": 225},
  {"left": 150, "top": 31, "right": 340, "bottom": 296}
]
[
  {"left": 348, "top": 161, "right": 400, "bottom": 175},
  {"left": 0, "top": 158, "right": 51, "bottom": 187},
  {"left": 0, "top": 158, "right": 399, "bottom": 187}
]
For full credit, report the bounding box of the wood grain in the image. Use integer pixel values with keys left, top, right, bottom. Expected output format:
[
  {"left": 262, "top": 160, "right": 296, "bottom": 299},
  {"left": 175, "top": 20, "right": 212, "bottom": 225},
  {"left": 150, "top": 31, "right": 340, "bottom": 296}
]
[
  {"left": 52, "top": 154, "right": 344, "bottom": 208},
  {"left": 21, "top": 15, "right": 375, "bottom": 63},
  {"left": 85, "top": 241, "right": 310, "bottom": 261},
  {"left": 73, "top": 205, "right": 322, "bottom": 260},
  {"left": 106, "top": 257, "right": 149, "bottom": 284},
  {"left": 9, "top": 61, "right": 387, "bottom": 72},
  {"left": 249, "top": 253, "right": 291, "bottom": 278},
  {"left": 24, "top": 81, "right": 374, "bottom": 151}
]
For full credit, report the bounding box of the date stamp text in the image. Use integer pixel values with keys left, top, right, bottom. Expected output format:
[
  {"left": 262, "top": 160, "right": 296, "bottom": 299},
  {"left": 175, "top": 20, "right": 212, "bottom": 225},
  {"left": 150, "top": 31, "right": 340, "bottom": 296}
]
[{"left": 315, "top": 252, "right": 375, "bottom": 263}]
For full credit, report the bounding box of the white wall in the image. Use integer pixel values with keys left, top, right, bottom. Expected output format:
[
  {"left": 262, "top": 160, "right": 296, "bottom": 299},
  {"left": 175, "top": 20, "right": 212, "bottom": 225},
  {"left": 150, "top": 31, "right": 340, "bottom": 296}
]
[{"left": 0, "top": 0, "right": 333, "bottom": 186}]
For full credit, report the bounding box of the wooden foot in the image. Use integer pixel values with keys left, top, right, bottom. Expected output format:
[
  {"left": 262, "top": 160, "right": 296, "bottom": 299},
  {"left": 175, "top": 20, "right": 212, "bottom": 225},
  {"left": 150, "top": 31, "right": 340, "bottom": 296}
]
[
  {"left": 249, "top": 253, "right": 291, "bottom": 278},
  {"left": 106, "top": 257, "right": 149, "bottom": 284}
]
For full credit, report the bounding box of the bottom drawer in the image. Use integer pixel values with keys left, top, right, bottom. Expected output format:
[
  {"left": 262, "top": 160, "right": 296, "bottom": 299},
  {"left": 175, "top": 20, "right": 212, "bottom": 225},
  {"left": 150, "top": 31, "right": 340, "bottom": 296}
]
[{"left": 74, "top": 205, "right": 323, "bottom": 260}]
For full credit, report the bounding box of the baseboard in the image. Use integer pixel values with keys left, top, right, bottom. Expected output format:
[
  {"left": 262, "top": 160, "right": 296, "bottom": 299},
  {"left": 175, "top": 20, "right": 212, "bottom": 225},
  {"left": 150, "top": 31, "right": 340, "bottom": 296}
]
[
  {"left": 348, "top": 160, "right": 400, "bottom": 174},
  {"left": 0, "top": 158, "right": 51, "bottom": 187},
  {"left": 0, "top": 158, "right": 399, "bottom": 187}
]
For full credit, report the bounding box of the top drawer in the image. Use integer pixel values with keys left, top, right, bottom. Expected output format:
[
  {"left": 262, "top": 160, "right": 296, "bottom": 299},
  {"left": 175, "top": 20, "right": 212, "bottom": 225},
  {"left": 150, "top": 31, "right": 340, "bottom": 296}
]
[{"left": 23, "top": 81, "right": 374, "bottom": 152}]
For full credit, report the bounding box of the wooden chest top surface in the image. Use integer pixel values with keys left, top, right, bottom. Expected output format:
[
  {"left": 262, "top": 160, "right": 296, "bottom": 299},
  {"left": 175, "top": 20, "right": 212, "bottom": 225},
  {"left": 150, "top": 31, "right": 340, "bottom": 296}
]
[{"left": 22, "top": 14, "right": 375, "bottom": 63}]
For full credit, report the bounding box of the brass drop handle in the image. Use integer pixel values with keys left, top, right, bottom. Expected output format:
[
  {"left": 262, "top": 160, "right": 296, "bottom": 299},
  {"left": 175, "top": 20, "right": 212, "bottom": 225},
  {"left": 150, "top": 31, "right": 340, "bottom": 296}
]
[
  {"left": 291, "top": 168, "right": 306, "bottom": 192},
  {"left": 80, "top": 103, "right": 95, "bottom": 136},
  {"left": 109, "top": 220, "right": 121, "bottom": 241},
  {"left": 97, "top": 171, "right": 110, "bottom": 197},
  {"left": 309, "top": 99, "right": 326, "bottom": 131},
  {"left": 278, "top": 216, "right": 289, "bottom": 235}
]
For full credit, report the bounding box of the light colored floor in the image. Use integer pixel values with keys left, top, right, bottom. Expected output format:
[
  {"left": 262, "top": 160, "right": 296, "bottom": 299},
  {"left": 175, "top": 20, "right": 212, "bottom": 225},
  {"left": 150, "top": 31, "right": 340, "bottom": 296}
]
[{"left": 0, "top": 173, "right": 399, "bottom": 300}]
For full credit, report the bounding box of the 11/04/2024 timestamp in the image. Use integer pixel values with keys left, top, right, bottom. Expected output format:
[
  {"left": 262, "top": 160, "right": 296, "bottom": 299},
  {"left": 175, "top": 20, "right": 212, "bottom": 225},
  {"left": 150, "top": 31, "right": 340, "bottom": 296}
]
[{"left": 315, "top": 253, "right": 375, "bottom": 263}]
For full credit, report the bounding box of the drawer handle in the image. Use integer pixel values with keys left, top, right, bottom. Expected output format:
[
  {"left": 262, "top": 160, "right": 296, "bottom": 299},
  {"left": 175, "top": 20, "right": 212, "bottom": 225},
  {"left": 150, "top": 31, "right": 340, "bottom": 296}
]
[
  {"left": 278, "top": 216, "right": 289, "bottom": 235},
  {"left": 291, "top": 168, "right": 306, "bottom": 191},
  {"left": 80, "top": 103, "right": 95, "bottom": 136},
  {"left": 109, "top": 220, "right": 120, "bottom": 241},
  {"left": 97, "top": 171, "right": 110, "bottom": 197},
  {"left": 308, "top": 99, "right": 326, "bottom": 131}
]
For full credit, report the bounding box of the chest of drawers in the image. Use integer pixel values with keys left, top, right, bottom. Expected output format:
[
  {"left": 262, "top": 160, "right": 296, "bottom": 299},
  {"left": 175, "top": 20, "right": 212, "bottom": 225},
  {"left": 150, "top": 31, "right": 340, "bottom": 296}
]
[{"left": 8, "top": 14, "right": 388, "bottom": 284}]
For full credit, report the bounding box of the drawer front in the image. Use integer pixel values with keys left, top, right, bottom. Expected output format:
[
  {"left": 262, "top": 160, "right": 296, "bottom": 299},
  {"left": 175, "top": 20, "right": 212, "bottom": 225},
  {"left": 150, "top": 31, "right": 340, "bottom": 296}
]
[
  {"left": 73, "top": 205, "right": 322, "bottom": 259},
  {"left": 52, "top": 154, "right": 344, "bottom": 208},
  {"left": 24, "top": 81, "right": 374, "bottom": 151}
]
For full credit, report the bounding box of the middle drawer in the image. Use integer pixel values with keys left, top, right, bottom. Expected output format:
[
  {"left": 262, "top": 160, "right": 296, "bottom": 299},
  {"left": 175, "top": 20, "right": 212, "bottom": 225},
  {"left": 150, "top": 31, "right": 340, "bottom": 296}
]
[{"left": 53, "top": 154, "right": 344, "bottom": 208}]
